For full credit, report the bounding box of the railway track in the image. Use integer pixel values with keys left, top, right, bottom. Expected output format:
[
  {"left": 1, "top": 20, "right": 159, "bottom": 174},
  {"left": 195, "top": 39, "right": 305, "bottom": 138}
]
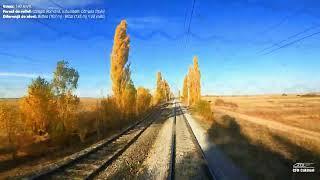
[
  {"left": 22, "top": 104, "right": 167, "bottom": 180},
  {"left": 18, "top": 100, "right": 217, "bottom": 180},
  {"left": 168, "top": 101, "right": 176, "bottom": 180},
  {"left": 169, "top": 101, "right": 216, "bottom": 180}
]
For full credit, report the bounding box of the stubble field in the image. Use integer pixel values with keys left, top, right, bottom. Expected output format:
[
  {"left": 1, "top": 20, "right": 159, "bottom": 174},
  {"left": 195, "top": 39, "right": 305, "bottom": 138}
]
[{"left": 199, "top": 94, "right": 320, "bottom": 179}]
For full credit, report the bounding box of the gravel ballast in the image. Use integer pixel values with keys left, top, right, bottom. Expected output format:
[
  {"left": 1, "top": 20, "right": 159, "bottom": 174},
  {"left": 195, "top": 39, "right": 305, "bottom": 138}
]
[
  {"left": 138, "top": 106, "right": 174, "bottom": 179},
  {"left": 174, "top": 106, "right": 210, "bottom": 180},
  {"left": 95, "top": 105, "right": 173, "bottom": 179}
]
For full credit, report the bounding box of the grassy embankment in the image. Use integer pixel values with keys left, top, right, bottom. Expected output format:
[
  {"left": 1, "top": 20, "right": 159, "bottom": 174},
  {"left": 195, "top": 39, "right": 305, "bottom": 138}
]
[{"left": 0, "top": 98, "right": 150, "bottom": 178}]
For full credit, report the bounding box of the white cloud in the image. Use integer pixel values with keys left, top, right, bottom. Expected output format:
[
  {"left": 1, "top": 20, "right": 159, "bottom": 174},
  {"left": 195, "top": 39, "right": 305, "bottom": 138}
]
[{"left": 0, "top": 72, "right": 50, "bottom": 78}]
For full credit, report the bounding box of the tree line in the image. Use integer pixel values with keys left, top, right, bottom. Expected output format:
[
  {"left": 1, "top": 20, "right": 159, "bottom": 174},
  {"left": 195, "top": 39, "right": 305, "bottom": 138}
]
[
  {"left": 182, "top": 56, "right": 201, "bottom": 106},
  {"left": 110, "top": 20, "right": 171, "bottom": 120},
  {"left": 181, "top": 56, "right": 214, "bottom": 121},
  {"left": 0, "top": 20, "right": 171, "bottom": 159},
  {"left": 0, "top": 60, "right": 80, "bottom": 158}
]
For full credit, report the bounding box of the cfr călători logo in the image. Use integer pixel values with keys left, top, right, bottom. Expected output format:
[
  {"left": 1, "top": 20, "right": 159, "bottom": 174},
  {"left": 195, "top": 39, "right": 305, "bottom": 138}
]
[{"left": 292, "top": 163, "right": 315, "bottom": 173}]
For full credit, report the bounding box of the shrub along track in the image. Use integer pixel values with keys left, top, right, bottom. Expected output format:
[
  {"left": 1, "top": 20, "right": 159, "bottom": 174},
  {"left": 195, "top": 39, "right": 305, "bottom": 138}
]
[{"left": 18, "top": 103, "right": 168, "bottom": 180}]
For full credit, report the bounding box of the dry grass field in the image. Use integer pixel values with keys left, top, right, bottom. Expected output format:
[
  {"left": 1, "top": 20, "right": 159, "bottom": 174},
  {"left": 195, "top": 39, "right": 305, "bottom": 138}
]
[
  {"left": 0, "top": 95, "right": 154, "bottom": 178},
  {"left": 79, "top": 98, "right": 102, "bottom": 111},
  {"left": 0, "top": 97, "right": 99, "bottom": 139},
  {"left": 0, "top": 98, "right": 19, "bottom": 139},
  {"left": 204, "top": 94, "right": 320, "bottom": 133},
  {"left": 198, "top": 94, "right": 320, "bottom": 179},
  {"left": 0, "top": 97, "right": 101, "bottom": 112},
  {"left": 0, "top": 97, "right": 101, "bottom": 144},
  {"left": 0, "top": 98, "right": 113, "bottom": 178}
]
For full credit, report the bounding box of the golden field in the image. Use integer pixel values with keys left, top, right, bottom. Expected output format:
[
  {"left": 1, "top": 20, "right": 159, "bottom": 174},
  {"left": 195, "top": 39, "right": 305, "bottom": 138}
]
[
  {"left": 204, "top": 94, "right": 320, "bottom": 133},
  {"left": 0, "top": 97, "right": 100, "bottom": 111},
  {"left": 197, "top": 94, "right": 320, "bottom": 179}
]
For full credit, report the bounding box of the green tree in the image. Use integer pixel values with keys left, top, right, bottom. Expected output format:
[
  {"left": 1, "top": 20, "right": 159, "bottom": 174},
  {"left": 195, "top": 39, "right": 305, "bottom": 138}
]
[
  {"left": 52, "top": 60, "right": 80, "bottom": 144},
  {"left": 52, "top": 60, "right": 79, "bottom": 95}
]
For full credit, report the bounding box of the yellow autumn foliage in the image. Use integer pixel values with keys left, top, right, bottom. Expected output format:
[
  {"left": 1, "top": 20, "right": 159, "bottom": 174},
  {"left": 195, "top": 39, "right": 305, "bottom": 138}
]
[
  {"left": 122, "top": 80, "right": 137, "bottom": 119},
  {"left": 163, "top": 79, "right": 171, "bottom": 101},
  {"left": 55, "top": 92, "right": 79, "bottom": 134},
  {"left": 153, "top": 71, "right": 172, "bottom": 104},
  {"left": 182, "top": 75, "right": 188, "bottom": 103},
  {"left": 51, "top": 61, "right": 80, "bottom": 145},
  {"left": 95, "top": 96, "right": 120, "bottom": 138},
  {"left": 1, "top": 20, "right": 174, "bottom": 153},
  {"left": 110, "top": 20, "right": 130, "bottom": 109},
  {"left": 136, "top": 87, "right": 152, "bottom": 115},
  {"left": 20, "top": 77, "right": 56, "bottom": 135},
  {"left": 0, "top": 103, "right": 20, "bottom": 159},
  {"left": 193, "top": 56, "right": 201, "bottom": 101},
  {"left": 153, "top": 72, "right": 161, "bottom": 104},
  {"left": 183, "top": 56, "right": 201, "bottom": 106},
  {"left": 187, "top": 66, "right": 193, "bottom": 105}
]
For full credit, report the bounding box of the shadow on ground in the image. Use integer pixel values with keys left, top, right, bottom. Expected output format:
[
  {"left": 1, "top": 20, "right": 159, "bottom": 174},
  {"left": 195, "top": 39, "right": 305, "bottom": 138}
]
[{"left": 206, "top": 114, "right": 320, "bottom": 180}]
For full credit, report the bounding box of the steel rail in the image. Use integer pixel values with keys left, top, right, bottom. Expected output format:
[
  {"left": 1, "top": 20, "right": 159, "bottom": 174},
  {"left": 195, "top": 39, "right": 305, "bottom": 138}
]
[
  {"left": 167, "top": 101, "right": 176, "bottom": 180},
  {"left": 22, "top": 105, "right": 164, "bottom": 180},
  {"left": 178, "top": 103, "right": 217, "bottom": 180}
]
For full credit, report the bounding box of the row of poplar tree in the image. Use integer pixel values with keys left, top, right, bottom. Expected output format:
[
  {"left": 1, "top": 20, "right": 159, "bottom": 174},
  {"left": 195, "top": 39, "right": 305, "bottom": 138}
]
[
  {"left": 110, "top": 20, "right": 171, "bottom": 121},
  {"left": 182, "top": 56, "right": 201, "bottom": 106}
]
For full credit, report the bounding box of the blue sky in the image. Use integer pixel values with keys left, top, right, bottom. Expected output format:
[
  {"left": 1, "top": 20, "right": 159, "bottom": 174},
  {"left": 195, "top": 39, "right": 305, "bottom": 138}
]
[{"left": 1, "top": 0, "right": 320, "bottom": 97}]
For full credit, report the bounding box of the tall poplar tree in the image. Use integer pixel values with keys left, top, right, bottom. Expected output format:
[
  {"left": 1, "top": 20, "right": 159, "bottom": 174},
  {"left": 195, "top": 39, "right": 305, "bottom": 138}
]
[
  {"left": 193, "top": 56, "right": 201, "bottom": 102},
  {"left": 187, "top": 66, "right": 193, "bottom": 105},
  {"left": 154, "top": 72, "right": 164, "bottom": 104},
  {"left": 110, "top": 20, "right": 130, "bottom": 108},
  {"left": 182, "top": 75, "right": 188, "bottom": 103},
  {"left": 162, "top": 79, "right": 170, "bottom": 101},
  {"left": 183, "top": 56, "right": 201, "bottom": 106}
]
